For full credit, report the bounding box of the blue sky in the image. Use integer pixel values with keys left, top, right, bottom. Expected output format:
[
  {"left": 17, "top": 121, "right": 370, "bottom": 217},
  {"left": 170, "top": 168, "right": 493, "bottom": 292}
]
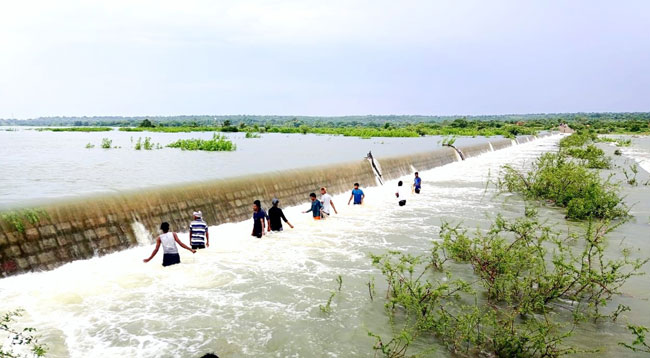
[{"left": 1, "top": 0, "right": 649, "bottom": 118}]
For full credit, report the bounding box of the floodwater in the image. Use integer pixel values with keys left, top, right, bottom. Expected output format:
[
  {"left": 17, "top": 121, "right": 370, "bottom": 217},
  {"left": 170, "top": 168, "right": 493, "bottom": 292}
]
[
  {"left": 0, "top": 135, "right": 648, "bottom": 358},
  {"left": 0, "top": 128, "right": 495, "bottom": 209}
]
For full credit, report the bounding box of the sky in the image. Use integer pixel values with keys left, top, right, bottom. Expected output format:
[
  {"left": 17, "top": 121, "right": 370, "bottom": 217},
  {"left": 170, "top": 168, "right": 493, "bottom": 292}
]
[{"left": 0, "top": 0, "right": 649, "bottom": 119}]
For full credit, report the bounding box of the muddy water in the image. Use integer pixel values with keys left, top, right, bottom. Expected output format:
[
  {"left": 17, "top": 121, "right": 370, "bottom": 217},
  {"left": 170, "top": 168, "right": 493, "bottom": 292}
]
[{"left": 0, "top": 135, "right": 648, "bottom": 358}]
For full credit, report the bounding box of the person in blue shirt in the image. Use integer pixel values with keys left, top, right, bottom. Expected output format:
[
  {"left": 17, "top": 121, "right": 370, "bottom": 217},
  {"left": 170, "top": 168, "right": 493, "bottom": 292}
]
[
  {"left": 303, "top": 193, "right": 322, "bottom": 220},
  {"left": 347, "top": 183, "right": 365, "bottom": 205},
  {"left": 413, "top": 172, "right": 422, "bottom": 194}
]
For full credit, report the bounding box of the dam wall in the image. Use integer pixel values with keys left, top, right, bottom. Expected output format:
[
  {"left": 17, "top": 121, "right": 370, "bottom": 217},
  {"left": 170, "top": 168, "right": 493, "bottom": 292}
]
[{"left": 0, "top": 135, "right": 550, "bottom": 277}]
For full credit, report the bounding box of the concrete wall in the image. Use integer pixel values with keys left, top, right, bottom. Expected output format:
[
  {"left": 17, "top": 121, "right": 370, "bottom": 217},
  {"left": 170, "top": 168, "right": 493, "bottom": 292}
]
[{"left": 0, "top": 137, "right": 539, "bottom": 277}]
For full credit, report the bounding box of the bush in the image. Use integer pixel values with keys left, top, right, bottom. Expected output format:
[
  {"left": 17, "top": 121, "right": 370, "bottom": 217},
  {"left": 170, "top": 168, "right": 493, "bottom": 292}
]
[
  {"left": 564, "top": 144, "right": 611, "bottom": 169},
  {"left": 499, "top": 152, "right": 626, "bottom": 220},
  {"left": 101, "top": 138, "right": 112, "bottom": 149},
  {"left": 167, "top": 133, "right": 236, "bottom": 151},
  {"left": 370, "top": 213, "right": 647, "bottom": 358},
  {"left": 559, "top": 131, "right": 596, "bottom": 148}
]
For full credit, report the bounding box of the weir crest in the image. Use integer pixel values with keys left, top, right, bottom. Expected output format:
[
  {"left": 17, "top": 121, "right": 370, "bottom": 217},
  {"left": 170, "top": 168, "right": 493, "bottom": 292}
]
[{"left": 0, "top": 135, "right": 549, "bottom": 277}]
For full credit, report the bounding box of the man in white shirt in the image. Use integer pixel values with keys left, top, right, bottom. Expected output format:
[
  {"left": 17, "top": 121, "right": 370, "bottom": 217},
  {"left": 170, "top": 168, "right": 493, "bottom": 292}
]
[{"left": 320, "top": 187, "right": 338, "bottom": 218}]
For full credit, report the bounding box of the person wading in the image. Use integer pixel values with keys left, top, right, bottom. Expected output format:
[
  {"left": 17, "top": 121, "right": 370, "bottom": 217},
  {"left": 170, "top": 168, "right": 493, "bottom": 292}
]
[
  {"left": 268, "top": 198, "right": 294, "bottom": 231},
  {"left": 189, "top": 211, "right": 209, "bottom": 249},
  {"left": 348, "top": 183, "right": 365, "bottom": 205},
  {"left": 320, "top": 187, "right": 338, "bottom": 218},
  {"left": 252, "top": 200, "right": 269, "bottom": 238},
  {"left": 303, "top": 193, "right": 322, "bottom": 220},
  {"left": 143, "top": 222, "right": 196, "bottom": 267},
  {"left": 413, "top": 172, "right": 422, "bottom": 194}
]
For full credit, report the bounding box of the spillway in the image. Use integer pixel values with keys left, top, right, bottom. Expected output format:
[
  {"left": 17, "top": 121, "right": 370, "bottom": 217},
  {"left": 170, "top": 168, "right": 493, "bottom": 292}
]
[{"left": 0, "top": 135, "right": 597, "bottom": 358}]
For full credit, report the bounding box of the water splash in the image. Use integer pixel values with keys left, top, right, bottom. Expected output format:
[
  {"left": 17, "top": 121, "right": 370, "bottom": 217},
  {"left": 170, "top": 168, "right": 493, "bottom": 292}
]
[{"left": 131, "top": 221, "right": 153, "bottom": 246}]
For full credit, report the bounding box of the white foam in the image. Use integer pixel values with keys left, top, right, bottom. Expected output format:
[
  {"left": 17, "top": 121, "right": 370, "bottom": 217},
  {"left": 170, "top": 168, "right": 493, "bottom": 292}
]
[{"left": 0, "top": 135, "right": 563, "bottom": 357}]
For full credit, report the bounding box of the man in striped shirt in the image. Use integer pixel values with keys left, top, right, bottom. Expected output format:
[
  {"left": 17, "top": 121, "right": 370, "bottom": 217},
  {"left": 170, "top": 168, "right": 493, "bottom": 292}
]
[{"left": 189, "top": 211, "right": 209, "bottom": 249}]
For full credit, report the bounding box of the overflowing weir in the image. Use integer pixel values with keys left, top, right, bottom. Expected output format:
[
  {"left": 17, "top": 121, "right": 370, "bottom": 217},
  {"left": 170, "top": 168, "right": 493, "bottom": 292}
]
[{"left": 0, "top": 135, "right": 545, "bottom": 277}]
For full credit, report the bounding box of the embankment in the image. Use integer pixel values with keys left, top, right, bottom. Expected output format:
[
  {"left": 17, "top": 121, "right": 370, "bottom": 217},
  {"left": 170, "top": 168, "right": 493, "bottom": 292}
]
[{"left": 0, "top": 135, "right": 547, "bottom": 277}]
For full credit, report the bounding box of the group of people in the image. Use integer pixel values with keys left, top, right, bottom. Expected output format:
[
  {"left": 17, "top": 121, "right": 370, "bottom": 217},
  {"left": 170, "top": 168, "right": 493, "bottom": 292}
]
[{"left": 144, "top": 172, "right": 422, "bottom": 267}]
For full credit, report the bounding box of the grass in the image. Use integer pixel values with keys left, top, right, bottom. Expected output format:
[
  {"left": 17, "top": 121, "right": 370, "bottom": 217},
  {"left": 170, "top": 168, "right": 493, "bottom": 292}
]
[
  {"left": 36, "top": 127, "right": 113, "bottom": 132},
  {"left": 166, "top": 133, "right": 236, "bottom": 151}
]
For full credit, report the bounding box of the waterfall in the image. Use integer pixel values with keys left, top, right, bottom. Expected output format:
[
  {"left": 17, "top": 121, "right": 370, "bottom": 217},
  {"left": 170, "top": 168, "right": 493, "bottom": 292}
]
[{"left": 131, "top": 221, "right": 154, "bottom": 246}]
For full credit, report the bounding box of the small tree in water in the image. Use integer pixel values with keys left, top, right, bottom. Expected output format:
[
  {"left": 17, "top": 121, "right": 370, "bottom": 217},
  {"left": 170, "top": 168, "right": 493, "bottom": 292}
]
[{"left": 139, "top": 119, "right": 155, "bottom": 128}]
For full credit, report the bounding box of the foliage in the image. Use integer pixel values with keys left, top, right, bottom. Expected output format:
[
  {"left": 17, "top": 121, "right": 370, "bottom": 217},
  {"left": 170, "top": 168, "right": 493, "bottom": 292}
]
[
  {"left": 371, "top": 212, "right": 647, "bottom": 358},
  {"left": 35, "top": 127, "right": 112, "bottom": 132},
  {"left": 319, "top": 275, "right": 343, "bottom": 314},
  {"left": 559, "top": 132, "right": 596, "bottom": 148},
  {"left": 619, "top": 325, "right": 650, "bottom": 353},
  {"left": 166, "top": 133, "right": 236, "bottom": 151},
  {"left": 134, "top": 137, "right": 156, "bottom": 150},
  {"left": 100, "top": 138, "right": 112, "bottom": 149},
  {"left": 84, "top": 143, "right": 94, "bottom": 149},
  {"left": 0, "top": 309, "right": 47, "bottom": 357},
  {"left": 440, "top": 136, "right": 457, "bottom": 146},
  {"left": 0, "top": 209, "right": 49, "bottom": 233},
  {"left": 622, "top": 164, "right": 639, "bottom": 186},
  {"left": 139, "top": 119, "right": 155, "bottom": 128},
  {"left": 499, "top": 152, "right": 627, "bottom": 220},
  {"left": 564, "top": 145, "right": 611, "bottom": 169},
  {"left": 245, "top": 131, "right": 261, "bottom": 138}
]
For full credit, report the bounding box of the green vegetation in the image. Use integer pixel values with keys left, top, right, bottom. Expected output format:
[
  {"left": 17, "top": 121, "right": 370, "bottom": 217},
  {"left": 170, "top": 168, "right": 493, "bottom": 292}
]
[
  {"left": 620, "top": 325, "right": 650, "bottom": 354},
  {"left": 134, "top": 137, "right": 158, "bottom": 150},
  {"left": 120, "top": 126, "right": 222, "bottom": 133},
  {"left": 1, "top": 309, "right": 47, "bottom": 357},
  {"left": 500, "top": 152, "right": 626, "bottom": 220},
  {"left": 0, "top": 209, "right": 49, "bottom": 233},
  {"left": 245, "top": 131, "right": 261, "bottom": 138},
  {"left": 369, "top": 211, "right": 647, "bottom": 358},
  {"left": 7, "top": 113, "right": 649, "bottom": 138},
  {"left": 598, "top": 137, "right": 632, "bottom": 147},
  {"left": 101, "top": 138, "right": 112, "bottom": 149},
  {"left": 35, "top": 127, "right": 112, "bottom": 132},
  {"left": 564, "top": 144, "right": 611, "bottom": 169},
  {"left": 166, "top": 133, "right": 236, "bottom": 151},
  {"left": 85, "top": 143, "right": 95, "bottom": 149},
  {"left": 319, "top": 275, "right": 343, "bottom": 314}
]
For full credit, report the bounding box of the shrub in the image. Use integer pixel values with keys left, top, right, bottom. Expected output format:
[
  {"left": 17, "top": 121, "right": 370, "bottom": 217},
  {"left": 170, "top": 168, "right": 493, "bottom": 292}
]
[
  {"left": 166, "top": 133, "right": 236, "bottom": 151},
  {"left": 370, "top": 213, "right": 647, "bottom": 358},
  {"left": 564, "top": 144, "right": 611, "bottom": 169},
  {"left": 499, "top": 152, "right": 626, "bottom": 220},
  {"left": 101, "top": 138, "right": 112, "bottom": 149}
]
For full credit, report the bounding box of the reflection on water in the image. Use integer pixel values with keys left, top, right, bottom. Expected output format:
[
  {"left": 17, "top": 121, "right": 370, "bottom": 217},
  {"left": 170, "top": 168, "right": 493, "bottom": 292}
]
[{"left": 0, "top": 135, "right": 648, "bottom": 357}]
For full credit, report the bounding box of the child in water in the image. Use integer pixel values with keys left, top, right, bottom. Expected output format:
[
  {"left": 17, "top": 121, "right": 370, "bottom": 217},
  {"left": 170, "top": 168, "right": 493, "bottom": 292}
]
[{"left": 143, "top": 222, "right": 196, "bottom": 266}]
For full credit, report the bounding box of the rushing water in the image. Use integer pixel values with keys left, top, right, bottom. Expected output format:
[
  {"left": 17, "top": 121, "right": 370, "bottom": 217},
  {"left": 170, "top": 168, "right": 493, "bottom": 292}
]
[
  {"left": 0, "top": 135, "right": 648, "bottom": 358},
  {"left": 0, "top": 128, "right": 495, "bottom": 209}
]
